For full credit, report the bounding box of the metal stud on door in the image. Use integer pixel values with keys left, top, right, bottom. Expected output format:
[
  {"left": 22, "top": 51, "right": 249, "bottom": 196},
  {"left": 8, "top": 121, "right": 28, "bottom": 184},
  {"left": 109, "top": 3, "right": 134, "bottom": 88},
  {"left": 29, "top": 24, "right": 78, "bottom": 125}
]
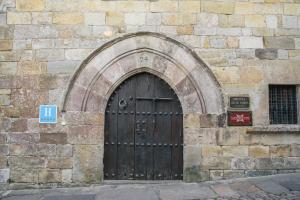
[{"left": 104, "top": 73, "right": 183, "bottom": 180}]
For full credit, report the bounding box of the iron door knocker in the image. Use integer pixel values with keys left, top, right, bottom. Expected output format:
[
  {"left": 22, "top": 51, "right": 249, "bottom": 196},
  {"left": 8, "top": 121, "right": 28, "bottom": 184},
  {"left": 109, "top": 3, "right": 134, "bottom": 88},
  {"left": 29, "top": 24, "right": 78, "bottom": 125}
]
[{"left": 119, "top": 99, "right": 127, "bottom": 109}]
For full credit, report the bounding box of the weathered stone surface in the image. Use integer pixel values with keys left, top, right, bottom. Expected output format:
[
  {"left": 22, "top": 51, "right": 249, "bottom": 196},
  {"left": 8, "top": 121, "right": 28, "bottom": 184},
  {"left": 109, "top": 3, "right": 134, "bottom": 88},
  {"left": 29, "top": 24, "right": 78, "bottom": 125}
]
[
  {"left": 202, "top": 145, "right": 222, "bottom": 157},
  {"left": 184, "top": 166, "right": 209, "bottom": 182},
  {"left": 125, "top": 13, "right": 145, "bottom": 26},
  {"left": 62, "top": 169, "right": 72, "bottom": 183},
  {"left": 16, "top": 0, "right": 44, "bottom": 11},
  {"left": 270, "top": 145, "right": 290, "bottom": 157},
  {"left": 47, "top": 157, "right": 72, "bottom": 169},
  {"left": 0, "top": 40, "right": 12, "bottom": 50},
  {"left": 10, "top": 118, "right": 27, "bottom": 132},
  {"left": 17, "top": 61, "right": 47, "bottom": 75},
  {"left": 240, "top": 37, "right": 263, "bottom": 48},
  {"left": 38, "top": 169, "right": 61, "bottom": 183},
  {"left": 40, "top": 133, "right": 67, "bottom": 144},
  {"left": 245, "top": 15, "right": 266, "bottom": 28},
  {"left": 67, "top": 126, "right": 103, "bottom": 145},
  {"left": 249, "top": 146, "right": 269, "bottom": 158},
  {"left": 217, "top": 128, "right": 240, "bottom": 146},
  {"left": 53, "top": 13, "right": 84, "bottom": 25},
  {"left": 84, "top": 13, "right": 105, "bottom": 25},
  {"left": 282, "top": 16, "right": 298, "bottom": 29},
  {"left": 291, "top": 144, "right": 300, "bottom": 157},
  {"left": 255, "top": 158, "right": 285, "bottom": 170},
  {"left": 106, "top": 12, "right": 124, "bottom": 26},
  {"left": 10, "top": 169, "right": 38, "bottom": 183},
  {"left": 201, "top": 157, "right": 231, "bottom": 170},
  {"left": 9, "top": 156, "right": 46, "bottom": 169},
  {"left": 36, "top": 49, "right": 65, "bottom": 61},
  {"left": 264, "top": 37, "right": 295, "bottom": 49},
  {"left": 246, "top": 170, "right": 276, "bottom": 177},
  {"left": 223, "top": 170, "right": 245, "bottom": 179},
  {"left": 56, "top": 145, "right": 73, "bottom": 157},
  {"left": 150, "top": 1, "right": 178, "bottom": 12},
  {"left": 7, "top": 12, "right": 31, "bottom": 24},
  {"left": 210, "top": 170, "right": 224, "bottom": 180},
  {"left": 223, "top": 146, "right": 248, "bottom": 157},
  {"left": 255, "top": 49, "right": 278, "bottom": 60},
  {"left": 201, "top": 1, "right": 234, "bottom": 14},
  {"left": 231, "top": 158, "right": 255, "bottom": 170},
  {"left": 0, "top": 168, "right": 9, "bottom": 183},
  {"left": 266, "top": 15, "right": 278, "bottom": 28},
  {"left": 73, "top": 145, "right": 102, "bottom": 183}
]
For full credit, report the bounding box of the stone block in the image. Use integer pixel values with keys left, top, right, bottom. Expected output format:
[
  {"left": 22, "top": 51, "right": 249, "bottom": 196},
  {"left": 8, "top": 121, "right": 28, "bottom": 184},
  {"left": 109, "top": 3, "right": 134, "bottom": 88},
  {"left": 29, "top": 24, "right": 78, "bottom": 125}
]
[
  {"left": 210, "top": 38, "right": 226, "bottom": 49},
  {"left": 125, "top": 13, "right": 145, "bottom": 26},
  {"left": 0, "top": 156, "right": 7, "bottom": 168},
  {"left": 47, "top": 157, "right": 72, "bottom": 169},
  {"left": 201, "top": 1, "right": 234, "bottom": 14},
  {"left": 32, "top": 12, "right": 52, "bottom": 24},
  {"left": 37, "top": 144, "right": 56, "bottom": 156},
  {"left": 53, "top": 13, "right": 84, "bottom": 25},
  {"left": 73, "top": 145, "right": 102, "bottom": 183},
  {"left": 0, "top": 40, "right": 12, "bottom": 51},
  {"left": 217, "top": 128, "right": 240, "bottom": 146},
  {"left": 202, "top": 145, "right": 222, "bottom": 157},
  {"left": 0, "top": 134, "right": 6, "bottom": 144},
  {"left": 249, "top": 146, "right": 269, "bottom": 158},
  {"left": 38, "top": 169, "right": 61, "bottom": 183},
  {"left": 65, "top": 49, "right": 92, "bottom": 61},
  {"left": 227, "top": 37, "right": 239, "bottom": 48},
  {"left": 245, "top": 15, "right": 266, "bottom": 28},
  {"left": 32, "top": 39, "right": 54, "bottom": 49},
  {"left": 7, "top": 12, "right": 31, "bottom": 24},
  {"left": 113, "top": 2, "right": 143, "bottom": 12},
  {"left": 10, "top": 169, "right": 38, "bottom": 183},
  {"left": 56, "top": 145, "right": 73, "bottom": 157},
  {"left": 150, "top": 1, "right": 178, "bottom": 12},
  {"left": 219, "top": 15, "right": 244, "bottom": 28},
  {"left": 282, "top": 16, "right": 298, "bottom": 29},
  {"left": 67, "top": 126, "right": 103, "bottom": 145},
  {"left": 146, "top": 13, "right": 161, "bottom": 26},
  {"left": 291, "top": 144, "right": 300, "bottom": 157},
  {"left": 255, "top": 49, "right": 278, "bottom": 60},
  {"left": 240, "top": 37, "right": 263, "bottom": 48},
  {"left": 16, "top": 0, "right": 44, "bottom": 11},
  {"left": 84, "top": 13, "right": 105, "bottom": 25},
  {"left": 278, "top": 49, "right": 289, "bottom": 59},
  {"left": 184, "top": 145, "right": 201, "bottom": 168},
  {"left": 177, "top": 26, "right": 193, "bottom": 35},
  {"left": 266, "top": 15, "right": 278, "bottom": 28},
  {"left": 223, "top": 146, "right": 248, "bottom": 157},
  {"left": 210, "top": 170, "right": 223, "bottom": 181},
  {"left": 36, "top": 49, "right": 65, "bottom": 61},
  {"left": 8, "top": 133, "right": 39, "bottom": 144},
  {"left": 0, "top": 169, "right": 9, "bottom": 183},
  {"left": 199, "top": 114, "right": 219, "bottom": 128},
  {"left": 40, "top": 133, "right": 67, "bottom": 144},
  {"left": 105, "top": 12, "right": 123, "bottom": 26},
  {"left": 9, "top": 156, "right": 46, "bottom": 169},
  {"left": 9, "top": 144, "right": 36, "bottom": 156},
  {"left": 0, "top": 62, "right": 17, "bottom": 75},
  {"left": 17, "top": 61, "right": 47, "bottom": 75},
  {"left": 264, "top": 37, "right": 295, "bottom": 49},
  {"left": 0, "top": 145, "right": 8, "bottom": 156},
  {"left": 62, "top": 169, "right": 72, "bottom": 183},
  {"left": 184, "top": 166, "right": 209, "bottom": 182},
  {"left": 270, "top": 145, "right": 290, "bottom": 157},
  {"left": 245, "top": 170, "right": 276, "bottom": 177},
  {"left": 201, "top": 157, "right": 231, "bottom": 170},
  {"left": 0, "top": 95, "right": 10, "bottom": 106},
  {"left": 223, "top": 170, "right": 245, "bottom": 179},
  {"left": 284, "top": 4, "right": 300, "bottom": 15},
  {"left": 197, "top": 13, "right": 218, "bottom": 28},
  {"left": 255, "top": 158, "right": 285, "bottom": 170},
  {"left": 179, "top": 1, "right": 200, "bottom": 13},
  {"left": 231, "top": 158, "right": 255, "bottom": 170},
  {"left": 284, "top": 157, "right": 300, "bottom": 169},
  {"left": 10, "top": 118, "right": 27, "bottom": 132},
  {"left": 47, "top": 61, "right": 79, "bottom": 74}
]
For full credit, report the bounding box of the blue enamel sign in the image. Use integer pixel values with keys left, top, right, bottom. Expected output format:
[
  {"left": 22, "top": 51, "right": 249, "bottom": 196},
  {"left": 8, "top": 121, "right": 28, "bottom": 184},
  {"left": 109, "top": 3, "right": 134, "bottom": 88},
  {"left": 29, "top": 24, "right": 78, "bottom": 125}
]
[{"left": 39, "top": 105, "right": 57, "bottom": 124}]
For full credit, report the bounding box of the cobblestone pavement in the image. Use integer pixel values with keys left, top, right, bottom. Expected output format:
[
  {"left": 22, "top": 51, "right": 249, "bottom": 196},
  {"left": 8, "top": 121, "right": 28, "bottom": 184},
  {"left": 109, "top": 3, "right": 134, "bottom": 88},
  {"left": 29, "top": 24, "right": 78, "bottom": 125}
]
[{"left": 1, "top": 173, "right": 300, "bottom": 200}]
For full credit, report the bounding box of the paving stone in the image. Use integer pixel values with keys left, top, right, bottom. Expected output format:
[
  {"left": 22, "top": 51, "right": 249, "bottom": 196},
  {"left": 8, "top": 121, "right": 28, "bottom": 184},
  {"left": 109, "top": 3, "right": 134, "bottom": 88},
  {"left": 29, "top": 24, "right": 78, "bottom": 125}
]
[
  {"left": 252, "top": 180, "right": 290, "bottom": 195},
  {"left": 211, "top": 184, "right": 240, "bottom": 197},
  {"left": 44, "top": 194, "right": 96, "bottom": 200},
  {"left": 158, "top": 184, "right": 217, "bottom": 200},
  {"left": 95, "top": 188, "right": 158, "bottom": 200}
]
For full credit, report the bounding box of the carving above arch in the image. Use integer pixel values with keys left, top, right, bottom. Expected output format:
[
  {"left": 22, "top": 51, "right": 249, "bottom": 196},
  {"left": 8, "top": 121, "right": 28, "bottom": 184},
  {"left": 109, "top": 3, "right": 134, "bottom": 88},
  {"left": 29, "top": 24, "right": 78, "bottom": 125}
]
[{"left": 62, "top": 32, "right": 224, "bottom": 115}]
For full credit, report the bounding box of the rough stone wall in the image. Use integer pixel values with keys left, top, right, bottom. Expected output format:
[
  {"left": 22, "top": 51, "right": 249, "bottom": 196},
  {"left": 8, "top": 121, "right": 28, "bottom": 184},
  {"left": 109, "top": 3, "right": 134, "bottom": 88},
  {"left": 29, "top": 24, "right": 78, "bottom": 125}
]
[{"left": 0, "top": 0, "right": 300, "bottom": 189}]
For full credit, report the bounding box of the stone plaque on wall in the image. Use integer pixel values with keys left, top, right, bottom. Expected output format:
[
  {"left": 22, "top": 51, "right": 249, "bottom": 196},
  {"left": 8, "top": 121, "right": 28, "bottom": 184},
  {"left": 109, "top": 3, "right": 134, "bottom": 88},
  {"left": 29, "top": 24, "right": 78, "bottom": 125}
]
[{"left": 229, "top": 96, "right": 250, "bottom": 109}]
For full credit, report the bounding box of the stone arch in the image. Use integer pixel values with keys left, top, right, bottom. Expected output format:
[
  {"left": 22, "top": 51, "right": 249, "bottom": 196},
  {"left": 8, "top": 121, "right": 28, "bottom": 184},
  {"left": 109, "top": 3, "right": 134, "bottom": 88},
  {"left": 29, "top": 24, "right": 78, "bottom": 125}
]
[{"left": 62, "top": 32, "right": 224, "bottom": 115}]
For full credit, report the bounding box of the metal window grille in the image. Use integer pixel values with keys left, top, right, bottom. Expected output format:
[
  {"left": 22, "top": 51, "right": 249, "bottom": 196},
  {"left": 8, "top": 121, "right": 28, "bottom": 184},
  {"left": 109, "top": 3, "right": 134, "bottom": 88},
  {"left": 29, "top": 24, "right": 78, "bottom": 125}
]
[{"left": 269, "top": 85, "right": 298, "bottom": 124}]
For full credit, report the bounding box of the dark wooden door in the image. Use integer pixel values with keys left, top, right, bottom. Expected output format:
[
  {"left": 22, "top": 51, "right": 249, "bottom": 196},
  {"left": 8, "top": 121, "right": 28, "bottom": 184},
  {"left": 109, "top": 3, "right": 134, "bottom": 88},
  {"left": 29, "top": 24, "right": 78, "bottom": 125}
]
[{"left": 104, "top": 73, "right": 183, "bottom": 180}]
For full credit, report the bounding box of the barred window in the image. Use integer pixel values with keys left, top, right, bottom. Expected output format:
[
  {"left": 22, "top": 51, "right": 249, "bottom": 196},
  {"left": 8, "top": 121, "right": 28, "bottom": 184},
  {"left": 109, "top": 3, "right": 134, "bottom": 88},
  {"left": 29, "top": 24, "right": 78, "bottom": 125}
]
[{"left": 269, "top": 85, "right": 298, "bottom": 124}]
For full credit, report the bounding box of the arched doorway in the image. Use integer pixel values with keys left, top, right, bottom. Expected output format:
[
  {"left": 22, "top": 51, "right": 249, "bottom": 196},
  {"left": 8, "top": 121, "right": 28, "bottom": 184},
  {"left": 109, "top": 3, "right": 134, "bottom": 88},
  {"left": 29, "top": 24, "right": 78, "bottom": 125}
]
[{"left": 104, "top": 73, "right": 183, "bottom": 180}]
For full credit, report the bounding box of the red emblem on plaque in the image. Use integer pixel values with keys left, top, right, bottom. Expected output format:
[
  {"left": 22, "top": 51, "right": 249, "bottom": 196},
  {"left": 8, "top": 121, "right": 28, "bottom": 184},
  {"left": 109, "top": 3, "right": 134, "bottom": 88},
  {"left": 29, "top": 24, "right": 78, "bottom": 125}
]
[{"left": 228, "top": 111, "right": 252, "bottom": 126}]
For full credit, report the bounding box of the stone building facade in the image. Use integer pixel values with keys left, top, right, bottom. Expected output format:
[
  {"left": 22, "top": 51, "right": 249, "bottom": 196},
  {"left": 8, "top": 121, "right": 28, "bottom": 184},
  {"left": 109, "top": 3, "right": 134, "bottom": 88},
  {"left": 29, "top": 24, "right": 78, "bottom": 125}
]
[{"left": 0, "top": 0, "right": 300, "bottom": 189}]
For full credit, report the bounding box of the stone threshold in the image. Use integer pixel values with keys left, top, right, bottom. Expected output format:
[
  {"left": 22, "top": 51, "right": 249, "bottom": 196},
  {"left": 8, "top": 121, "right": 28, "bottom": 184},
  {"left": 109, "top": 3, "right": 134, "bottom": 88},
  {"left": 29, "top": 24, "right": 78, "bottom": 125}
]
[
  {"left": 247, "top": 125, "right": 300, "bottom": 134},
  {"left": 103, "top": 180, "right": 183, "bottom": 185}
]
